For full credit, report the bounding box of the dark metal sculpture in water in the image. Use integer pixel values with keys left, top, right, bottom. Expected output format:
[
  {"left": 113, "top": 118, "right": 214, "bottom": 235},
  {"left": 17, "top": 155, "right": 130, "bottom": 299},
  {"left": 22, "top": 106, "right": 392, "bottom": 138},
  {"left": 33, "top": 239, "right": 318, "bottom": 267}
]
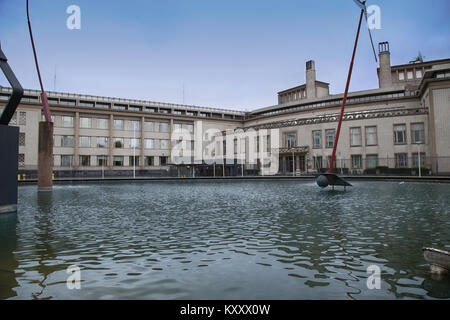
[{"left": 316, "top": 0, "right": 377, "bottom": 189}]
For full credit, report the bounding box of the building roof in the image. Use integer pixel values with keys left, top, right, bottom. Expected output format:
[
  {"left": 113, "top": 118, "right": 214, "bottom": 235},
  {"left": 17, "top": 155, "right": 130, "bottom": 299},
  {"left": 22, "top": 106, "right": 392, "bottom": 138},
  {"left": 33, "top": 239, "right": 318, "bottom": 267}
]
[{"left": 277, "top": 80, "right": 330, "bottom": 95}]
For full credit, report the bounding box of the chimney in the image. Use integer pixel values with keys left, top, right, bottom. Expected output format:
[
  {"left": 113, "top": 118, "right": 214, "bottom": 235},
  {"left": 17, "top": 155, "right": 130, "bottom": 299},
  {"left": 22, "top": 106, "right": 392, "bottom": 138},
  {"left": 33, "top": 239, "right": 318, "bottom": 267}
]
[
  {"left": 378, "top": 42, "right": 392, "bottom": 88},
  {"left": 306, "top": 60, "right": 316, "bottom": 99}
]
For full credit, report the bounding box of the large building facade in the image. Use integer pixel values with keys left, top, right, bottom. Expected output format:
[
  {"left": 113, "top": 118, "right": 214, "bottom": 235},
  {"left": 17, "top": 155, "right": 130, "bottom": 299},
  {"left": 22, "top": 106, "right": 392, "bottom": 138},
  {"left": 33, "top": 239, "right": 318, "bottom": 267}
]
[{"left": 1, "top": 42, "right": 450, "bottom": 177}]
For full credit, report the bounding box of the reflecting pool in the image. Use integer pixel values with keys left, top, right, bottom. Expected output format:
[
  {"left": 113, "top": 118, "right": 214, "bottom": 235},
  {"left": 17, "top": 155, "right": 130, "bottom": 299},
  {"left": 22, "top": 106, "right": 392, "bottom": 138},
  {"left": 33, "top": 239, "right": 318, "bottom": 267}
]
[{"left": 1, "top": 180, "right": 449, "bottom": 300}]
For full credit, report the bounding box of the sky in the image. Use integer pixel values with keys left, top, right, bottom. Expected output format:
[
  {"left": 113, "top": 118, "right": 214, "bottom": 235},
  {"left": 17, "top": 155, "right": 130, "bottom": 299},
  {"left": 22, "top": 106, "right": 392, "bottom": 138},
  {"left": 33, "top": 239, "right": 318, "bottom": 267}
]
[{"left": 0, "top": 0, "right": 449, "bottom": 111}]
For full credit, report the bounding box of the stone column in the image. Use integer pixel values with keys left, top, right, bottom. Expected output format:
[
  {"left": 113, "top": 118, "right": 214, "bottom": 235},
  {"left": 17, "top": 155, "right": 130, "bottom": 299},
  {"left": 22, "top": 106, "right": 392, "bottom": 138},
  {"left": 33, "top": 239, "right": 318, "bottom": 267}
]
[
  {"left": 73, "top": 112, "right": 79, "bottom": 168},
  {"left": 169, "top": 118, "right": 174, "bottom": 165},
  {"left": 38, "top": 121, "right": 53, "bottom": 192},
  {"left": 140, "top": 116, "right": 145, "bottom": 169},
  {"left": 108, "top": 114, "right": 113, "bottom": 169}
]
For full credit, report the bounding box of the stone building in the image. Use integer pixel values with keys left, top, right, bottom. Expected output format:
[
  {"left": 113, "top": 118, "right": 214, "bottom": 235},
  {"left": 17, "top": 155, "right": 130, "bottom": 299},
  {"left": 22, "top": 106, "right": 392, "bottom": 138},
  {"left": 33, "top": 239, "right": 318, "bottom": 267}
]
[{"left": 1, "top": 42, "right": 449, "bottom": 177}]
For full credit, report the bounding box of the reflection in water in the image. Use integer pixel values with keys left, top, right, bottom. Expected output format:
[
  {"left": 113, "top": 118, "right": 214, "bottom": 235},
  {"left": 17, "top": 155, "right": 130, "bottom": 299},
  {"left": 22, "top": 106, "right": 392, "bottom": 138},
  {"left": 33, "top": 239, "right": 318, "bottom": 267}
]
[
  {"left": 0, "top": 213, "right": 18, "bottom": 299},
  {"left": 1, "top": 181, "right": 449, "bottom": 300},
  {"left": 32, "top": 192, "right": 57, "bottom": 300}
]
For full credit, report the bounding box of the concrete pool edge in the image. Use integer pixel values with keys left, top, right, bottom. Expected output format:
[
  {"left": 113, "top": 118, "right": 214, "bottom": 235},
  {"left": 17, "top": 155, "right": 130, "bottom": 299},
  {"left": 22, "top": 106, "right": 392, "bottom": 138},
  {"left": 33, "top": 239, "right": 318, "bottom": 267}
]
[{"left": 17, "top": 175, "right": 450, "bottom": 185}]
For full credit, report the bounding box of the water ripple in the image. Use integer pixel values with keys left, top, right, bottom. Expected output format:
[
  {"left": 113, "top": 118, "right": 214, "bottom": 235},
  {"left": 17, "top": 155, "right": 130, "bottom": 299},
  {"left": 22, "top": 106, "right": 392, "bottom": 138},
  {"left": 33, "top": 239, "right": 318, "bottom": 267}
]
[{"left": 0, "top": 181, "right": 449, "bottom": 300}]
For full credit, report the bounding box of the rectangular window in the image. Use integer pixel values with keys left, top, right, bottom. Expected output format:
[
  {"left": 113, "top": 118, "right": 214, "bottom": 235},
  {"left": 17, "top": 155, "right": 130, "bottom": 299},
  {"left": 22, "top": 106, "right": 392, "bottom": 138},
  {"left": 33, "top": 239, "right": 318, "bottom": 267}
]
[
  {"left": 145, "top": 139, "right": 154, "bottom": 149},
  {"left": 313, "top": 131, "right": 322, "bottom": 149},
  {"left": 365, "top": 126, "right": 378, "bottom": 146},
  {"left": 97, "top": 137, "right": 108, "bottom": 148},
  {"left": 96, "top": 103, "right": 110, "bottom": 109},
  {"left": 19, "top": 111, "right": 26, "bottom": 126},
  {"left": 160, "top": 156, "right": 168, "bottom": 166},
  {"left": 416, "top": 70, "right": 423, "bottom": 79},
  {"left": 411, "top": 123, "right": 425, "bottom": 144},
  {"left": 285, "top": 133, "right": 296, "bottom": 148},
  {"left": 366, "top": 155, "right": 378, "bottom": 169},
  {"left": 79, "top": 155, "right": 90, "bottom": 167},
  {"left": 187, "top": 140, "right": 194, "bottom": 151},
  {"left": 399, "top": 72, "right": 405, "bottom": 81},
  {"left": 160, "top": 122, "right": 169, "bottom": 133},
  {"left": 185, "top": 124, "right": 194, "bottom": 133},
  {"left": 113, "top": 104, "right": 126, "bottom": 111},
  {"left": 114, "top": 138, "right": 124, "bottom": 148},
  {"left": 113, "top": 156, "right": 124, "bottom": 167},
  {"left": 314, "top": 156, "right": 323, "bottom": 169},
  {"left": 19, "top": 132, "right": 25, "bottom": 146},
  {"left": 144, "top": 121, "right": 154, "bottom": 132},
  {"left": 129, "top": 106, "right": 141, "bottom": 112},
  {"left": 145, "top": 156, "right": 154, "bottom": 166},
  {"left": 130, "top": 120, "right": 140, "bottom": 131},
  {"left": 173, "top": 123, "right": 182, "bottom": 132},
  {"left": 350, "top": 127, "right": 362, "bottom": 147},
  {"left": 160, "top": 139, "right": 169, "bottom": 149},
  {"left": 62, "top": 116, "right": 74, "bottom": 128},
  {"left": 265, "top": 135, "right": 271, "bottom": 153},
  {"left": 97, "top": 155, "right": 108, "bottom": 167},
  {"left": 79, "top": 136, "right": 91, "bottom": 148},
  {"left": 61, "top": 155, "right": 73, "bottom": 167},
  {"left": 412, "top": 153, "right": 426, "bottom": 168},
  {"left": 130, "top": 138, "right": 140, "bottom": 148},
  {"left": 114, "top": 119, "right": 124, "bottom": 130},
  {"left": 394, "top": 124, "right": 407, "bottom": 144},
  {"left": 10, "top": 112, "right": 17, "bottom": 125},
  {"left": 80, "top": 117, "right": 92, "bottom": 128},
  {"left": 18, "top": 154, "right": 25, "bottom": 167},
  {"left": 62, "top": 135, "right": 74, "bottom": 147},
  {"left": 129, "top": 156, "right": 139, "bottom": 167},
  {"left": 407, "top": 70, "right": 414, "bottom": 80},
  {"left": 351, "top": 155, "right": 362, "bottom": 169},
  {"left": 395, "top": 153, "right": 408, "bottom": 168},
  {"left": 97, "top": 118, "right": 109, "bottom": 129},
  {"left": 325, "top": 129, "right": 335, "bottom": 148}
]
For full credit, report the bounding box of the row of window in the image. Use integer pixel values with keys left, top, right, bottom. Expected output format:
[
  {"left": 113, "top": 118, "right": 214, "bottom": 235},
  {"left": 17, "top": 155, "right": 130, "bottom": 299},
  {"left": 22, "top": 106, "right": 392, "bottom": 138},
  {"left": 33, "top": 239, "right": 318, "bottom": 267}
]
[
  {"left": 8, "top": 111, "right": 27, "bottom": 126},
  {"left": 286, "top": 123, "right": 425, "bottom": 149},
  {"left": 60, "top": 155, "right": 169, "bottom": 167},
  {"left": 58, "top": 116, "right": 175, "bottom": 132},
  {"left": 0, "top": 93, "right": 242, "bottom": 119},
  {"left": 57, "top": 136, "right": 172, "bottom": 149},
  {"left": 312, "top": 153, "right": 426, "bottom": 170},
  {"left": 255, "top": 91, "right": 412, "bottom": 118},
  {"left": 398, "top": 69, "right": 423, "bottom": 81}
]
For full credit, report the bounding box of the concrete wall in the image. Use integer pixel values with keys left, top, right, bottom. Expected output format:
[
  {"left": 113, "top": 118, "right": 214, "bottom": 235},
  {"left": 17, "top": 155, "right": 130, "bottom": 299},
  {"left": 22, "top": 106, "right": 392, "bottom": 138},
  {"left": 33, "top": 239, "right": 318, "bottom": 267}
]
[{"left": 432, "top": 87, "right": 450, "bottom": 172}]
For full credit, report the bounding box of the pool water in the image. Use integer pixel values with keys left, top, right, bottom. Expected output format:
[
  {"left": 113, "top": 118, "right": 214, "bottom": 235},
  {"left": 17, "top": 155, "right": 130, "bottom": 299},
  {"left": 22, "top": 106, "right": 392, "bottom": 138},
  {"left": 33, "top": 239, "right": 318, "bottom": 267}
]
[{"left": 1, "top": 180, "right": 449, "bottom": 300}]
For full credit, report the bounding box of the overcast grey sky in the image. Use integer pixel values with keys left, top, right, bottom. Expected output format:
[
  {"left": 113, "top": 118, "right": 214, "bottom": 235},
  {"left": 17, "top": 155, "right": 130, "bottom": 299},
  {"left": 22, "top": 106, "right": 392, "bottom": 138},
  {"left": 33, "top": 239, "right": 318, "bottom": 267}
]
[{"left": 1, "top": 0, "right": 449, "bottom": 110}]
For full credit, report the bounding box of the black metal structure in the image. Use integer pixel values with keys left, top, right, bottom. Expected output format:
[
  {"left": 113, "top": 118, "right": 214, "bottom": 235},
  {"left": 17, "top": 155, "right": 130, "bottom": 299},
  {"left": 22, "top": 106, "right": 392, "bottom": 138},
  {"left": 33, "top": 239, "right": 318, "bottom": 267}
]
[
  {"left": 0, "top": 43, "right": 24, "bottom": 125},
  {"left": 0, "top": 43, "right": 23, "bottom": 213}
]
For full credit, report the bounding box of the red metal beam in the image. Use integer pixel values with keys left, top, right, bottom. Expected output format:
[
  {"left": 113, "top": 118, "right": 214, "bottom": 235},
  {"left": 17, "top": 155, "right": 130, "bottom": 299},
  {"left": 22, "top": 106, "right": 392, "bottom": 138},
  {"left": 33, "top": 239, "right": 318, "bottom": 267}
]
[
  {"left": 328, "top": 7, "right": 365, "bottom": 173},
  {"left": 26, "top": 0, "right": 52, "bottom": 123}
]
